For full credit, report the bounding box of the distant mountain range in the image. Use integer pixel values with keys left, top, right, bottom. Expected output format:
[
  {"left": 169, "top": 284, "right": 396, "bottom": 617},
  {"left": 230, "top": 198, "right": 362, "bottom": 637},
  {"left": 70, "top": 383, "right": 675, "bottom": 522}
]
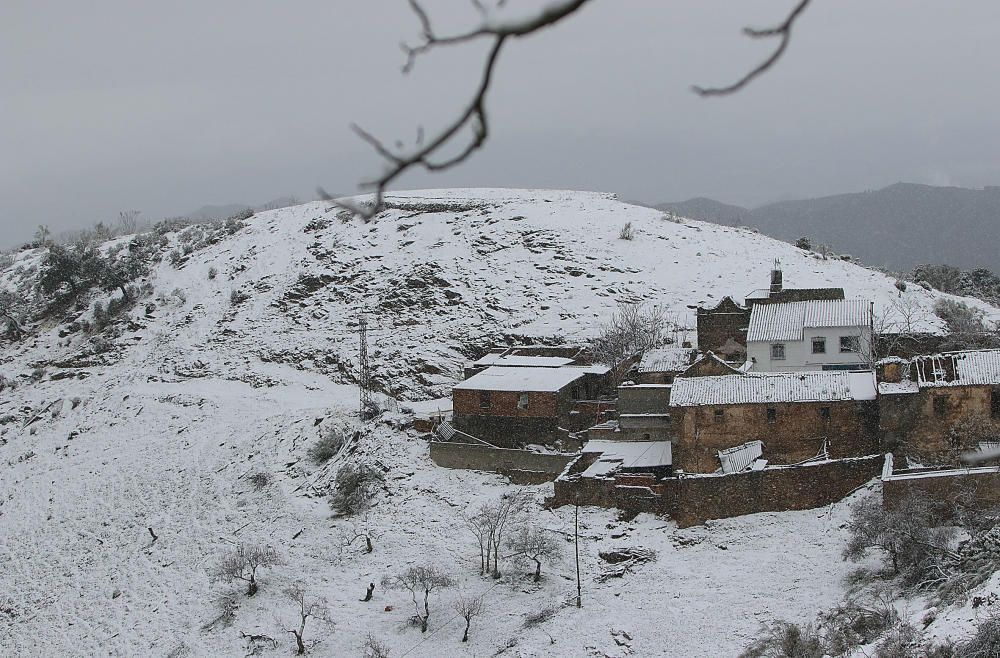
[{"left": 655, "top": 183, "right": 1000, "bottom": 273}]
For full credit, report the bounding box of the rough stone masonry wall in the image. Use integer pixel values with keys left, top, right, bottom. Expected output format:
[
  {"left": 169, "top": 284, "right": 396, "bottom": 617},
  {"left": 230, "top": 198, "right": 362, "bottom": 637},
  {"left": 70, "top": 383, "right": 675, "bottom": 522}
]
[
  {"left": 672, "top": 400, "right": 879, "bottom": 473},
  {"left": 430, "top": 441, "right": 575, "bottom": 484},
  {"left": 551, "top": 456, "right": 882, "bottom": 527},
  {"left": 696, "top": 304, "right": 751, "bottom": 354},
  {"left": 880, "top": 386, "right": 1000, "bottom": 463},
  {"left": 883, "top": 467, "right": 1000, "bottom": 515}
]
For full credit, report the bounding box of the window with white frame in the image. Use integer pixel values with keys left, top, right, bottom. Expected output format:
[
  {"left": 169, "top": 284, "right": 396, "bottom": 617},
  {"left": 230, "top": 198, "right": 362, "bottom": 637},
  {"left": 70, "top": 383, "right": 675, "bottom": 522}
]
[
  {"left": 517, "top": 392, "right": 529, "bottom": 409},
  {"left": 771, "top": 343, "right": 786, "bottom": 360},
  {"left": 811, "top": 337, "right": 826, "bottom": 354}
]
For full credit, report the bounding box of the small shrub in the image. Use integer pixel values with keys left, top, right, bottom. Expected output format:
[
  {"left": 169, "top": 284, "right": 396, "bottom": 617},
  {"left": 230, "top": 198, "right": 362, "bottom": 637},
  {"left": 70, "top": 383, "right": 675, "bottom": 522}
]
[
  {"left": 739, "top": 621, "right": 824, "bottom": 658},
  {"left": 895, "top": 280, "right": 907, "bottom": 293},
  {"left": 618, "top": 222, "right": 636, "bottom": 240},
  {"left": 960, "top": 614, "right": 1000, "bottom": 657},
  {"left": 874, "top": 622, "right": 923, "bottom": 658},
  {"left": 167, "top": 248, "right": 184, "bottom": 267},
  {"left": 208, "top": 267, "right": 217, "bottom": 280},
  {"left": 329, "top": 462, "right": 385, "bottom": 516},
  {"left": 171, "top": 287, "right": 187, "bottom": 305},
  {"left": 29, "top": 367, "right": 46, "bottom": 383},
  {"left": 795, "top": 236, "right": 812, "bottom": 250},
  {"left": 230, "top": 289, "right": 250, "bottom": 306},
  {"left": 70, "top": 397, "right": 82, "bottom": 410},
  {"left": 523, "top": 604, "right": 561, "bottom": 628},
  {"left": 308, "top": 428, "right": 345, "bottom": 463},
  {"left": 248, "top": 471, "right": 271, "bottom": 491}
]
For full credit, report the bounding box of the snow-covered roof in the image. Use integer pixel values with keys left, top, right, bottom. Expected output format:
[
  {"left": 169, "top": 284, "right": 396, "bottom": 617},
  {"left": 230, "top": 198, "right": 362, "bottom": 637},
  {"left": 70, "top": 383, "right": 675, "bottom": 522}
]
[
  {"left": 913, "top": 349, "right": 1000, "bottom": 387},
  {"left": 471, "top": 354, "right": 575, "bottom": 368},
  {"left": 669, "top": 371, "right": 877, "bottom": 407},
  {"left": 638, "top": 347, "right": 696, "bottom": 373},
  {"left": 746, "top": 300, "right": 872, "bottom": 343},
  {"left": 582, "top": 440, "right": 672, "bottom": 472},
  {"left": 453, "top": 366, "right": 589, "bottom": 392}
]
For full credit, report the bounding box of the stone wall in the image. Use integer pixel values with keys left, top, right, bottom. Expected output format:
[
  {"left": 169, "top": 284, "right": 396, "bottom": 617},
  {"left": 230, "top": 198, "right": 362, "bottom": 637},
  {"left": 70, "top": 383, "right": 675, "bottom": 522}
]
[
  {"left": 879, "top": 386, "right": 1000, "bottom": 463},
  {"left": 672, "top": 400, "right": 879, "bottom": 473},
  {"left": 430, "top": 441, "right": 576, "bottom": 484},
  {"left": 883, "top": 465, "right": 1000, "bottom": 513},
  {"left": 551, "top": 455, "right": 882, "bottom": 528},
  {"left": 696, "top": 298, "right": 751, "bottom": 356}
]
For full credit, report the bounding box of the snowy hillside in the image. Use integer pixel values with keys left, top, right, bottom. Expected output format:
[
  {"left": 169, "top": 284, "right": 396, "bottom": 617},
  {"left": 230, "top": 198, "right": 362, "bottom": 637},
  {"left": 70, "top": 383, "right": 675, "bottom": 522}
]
[{"left": 1, "top": 189, "right": 997, "bottom": 657}]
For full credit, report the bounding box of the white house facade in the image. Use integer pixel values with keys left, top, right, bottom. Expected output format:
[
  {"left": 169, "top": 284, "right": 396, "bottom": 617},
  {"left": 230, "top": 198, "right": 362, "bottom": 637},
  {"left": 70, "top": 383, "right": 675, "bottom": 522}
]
[{"left": 746, "top": 300, "right": 873, "bottom": 372}]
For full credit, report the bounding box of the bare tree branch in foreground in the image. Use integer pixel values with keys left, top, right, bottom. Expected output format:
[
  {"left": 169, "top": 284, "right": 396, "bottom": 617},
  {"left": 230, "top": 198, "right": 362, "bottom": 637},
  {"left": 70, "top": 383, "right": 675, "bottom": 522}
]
[
  {"left": 693, "top": 0, "right": 813, "bottom": 96},
  {"left": 339, "top": 0, "right": 815, "bottom": 218}
]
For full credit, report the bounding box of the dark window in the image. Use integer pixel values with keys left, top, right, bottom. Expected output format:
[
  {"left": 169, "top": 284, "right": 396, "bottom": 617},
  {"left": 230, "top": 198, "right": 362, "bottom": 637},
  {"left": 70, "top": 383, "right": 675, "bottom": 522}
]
[
  {"left": 992, "top": 389, "right": 1000, "bottom": 418},
  {"left": 811, "top": 337, "right": 826, "bottom": 354},
  {"left": 933, "top": 396, "right": 946, "bottom": 416},
  {"left": 517, "top": 392, "right": 529, "bottom": 410},
  {"left": 713, "top": 409, "right": 725, "bottom": 423},
  {"left": 840, "top": 335, "right": 860, "bottom": 353},
  {"left": 771, "top": 344, "right": 786, "bottom": 360},
  {"left": 820, "top": 407, "right": 831, "bottom": 420},
  {"left": 766, "top": 408, "right": 777, "bottom": 424},
  {"left": 571, "top": 386, "right": 581, "bottom": 400},
  {"left": 642, "top": 433, "right": 651, "bottom": 440},
  {"left": 479, "top": 391, "right": 491, "bottom": 409}
]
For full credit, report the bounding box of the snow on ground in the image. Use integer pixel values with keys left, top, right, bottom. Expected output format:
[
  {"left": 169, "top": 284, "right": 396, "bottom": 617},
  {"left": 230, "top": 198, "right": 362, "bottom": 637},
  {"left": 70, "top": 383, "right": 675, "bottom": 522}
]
[{"left": 1, "top": 189, "right": 997, "bottom": 656}]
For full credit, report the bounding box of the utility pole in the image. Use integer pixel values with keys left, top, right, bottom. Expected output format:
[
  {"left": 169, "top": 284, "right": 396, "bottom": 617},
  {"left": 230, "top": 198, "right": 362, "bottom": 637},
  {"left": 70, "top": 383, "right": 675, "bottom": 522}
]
[
  {"left": 575, "top": 500, "right": 581, "bottom": 608},
  {"left": 358, "top": 312, "right": 374, "bottom": 421}
]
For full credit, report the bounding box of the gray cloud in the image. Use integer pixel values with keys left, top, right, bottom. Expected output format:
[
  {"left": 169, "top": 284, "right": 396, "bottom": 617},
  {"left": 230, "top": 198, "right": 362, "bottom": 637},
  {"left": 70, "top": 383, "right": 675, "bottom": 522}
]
[{"left": 3, "top": 0, "right": 1000, "bottom": 246}]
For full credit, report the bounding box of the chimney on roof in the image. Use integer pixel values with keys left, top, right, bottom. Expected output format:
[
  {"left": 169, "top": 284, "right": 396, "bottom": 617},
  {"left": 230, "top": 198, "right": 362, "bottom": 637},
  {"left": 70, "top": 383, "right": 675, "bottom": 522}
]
[{"left": 769, "top": 259, "right": 783, "bottom": 294}]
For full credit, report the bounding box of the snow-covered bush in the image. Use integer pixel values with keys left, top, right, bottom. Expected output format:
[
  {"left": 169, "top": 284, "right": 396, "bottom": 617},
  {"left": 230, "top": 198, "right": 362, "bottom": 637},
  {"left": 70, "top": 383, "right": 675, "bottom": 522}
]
[
  {"left": 308, "top": 427, "right": 344, "bottom": 463},
  {"left": 618, "top": 222, "right": 635, "bottom": 240},
  {"left": 961, "top": 613, "right": 1000, "bottom": 658},
  {"left": 738, "top": 621, "right": 824, "bottom": 658},
  {"left": 207, "top": 266, "right": 217, "bottom": 280},
  {"left": 873, "top": 621, "right": 923, "bottom": 658},
  {"left": 820, "top": 596, "right": 898, "bottom": 656},
  {"left": 795, "top": 236, "right": 812, "bottom": 250},
  {"left": 247, "top": 471, "right": 271, "bottom": 491},
  {"left": 230, "top": 289, "right": 250, "bottom": 306},
  {"left": 329, "top": 462, "right": 384, "bottom": 516}
]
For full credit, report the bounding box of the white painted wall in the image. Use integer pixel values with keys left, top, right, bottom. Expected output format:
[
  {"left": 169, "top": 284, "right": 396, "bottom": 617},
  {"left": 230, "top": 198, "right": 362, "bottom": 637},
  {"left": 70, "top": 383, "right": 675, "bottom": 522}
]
[{"left": 748, "top": 326, "right": 871, "bottom": 372}]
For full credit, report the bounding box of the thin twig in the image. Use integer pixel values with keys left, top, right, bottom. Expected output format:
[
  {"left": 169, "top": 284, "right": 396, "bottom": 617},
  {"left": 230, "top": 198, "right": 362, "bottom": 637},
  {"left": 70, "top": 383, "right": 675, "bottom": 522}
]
[{"left": 693, "top": 0, "right": 813, "bottom": 97}]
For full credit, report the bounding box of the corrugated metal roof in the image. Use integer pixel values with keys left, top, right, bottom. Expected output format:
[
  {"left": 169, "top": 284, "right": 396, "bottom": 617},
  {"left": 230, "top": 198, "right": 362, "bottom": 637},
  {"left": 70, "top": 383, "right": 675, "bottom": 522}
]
[
  {"left": 471, "top": 354, "right": 575, "bottom": 368},
  {"left": 915, "top": 349, "right": 1000, "bottom": 387},
  {"left": 747, "top": 300, "right": 871, "bottom": 343},
  {"left": 719, "top": 440, "right": 764, "bottom": 473},
  {"left": 669, "top": 371, "right": 877, "bottom": 406}
]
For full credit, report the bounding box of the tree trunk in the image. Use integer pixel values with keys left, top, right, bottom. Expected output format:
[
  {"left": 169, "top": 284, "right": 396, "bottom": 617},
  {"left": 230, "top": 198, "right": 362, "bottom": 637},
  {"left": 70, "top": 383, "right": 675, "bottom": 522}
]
[
  {"left": 247, "top": 576, "right": 258, "bottom": 597},
  {"left": 463, "top": 619, "right": 470, "bottom": 642},
  {"left": 420, "top": 615, "right": 428, "bottom": 633},
  {"left": 534, "top": 559, "right": 542, "bottom": 582},
  {"left": 365, "top": 536, "right": 373, "bottom": 553},
  {"left": 292, "top": 631, "right": 305, "bottom": 655}
]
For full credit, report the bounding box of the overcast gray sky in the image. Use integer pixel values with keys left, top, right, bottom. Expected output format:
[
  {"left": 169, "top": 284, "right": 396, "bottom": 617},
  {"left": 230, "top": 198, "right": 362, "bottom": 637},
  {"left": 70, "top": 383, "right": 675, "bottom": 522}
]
[{"left": 4, "top": 0, "right": 1000, "bottom": 247}]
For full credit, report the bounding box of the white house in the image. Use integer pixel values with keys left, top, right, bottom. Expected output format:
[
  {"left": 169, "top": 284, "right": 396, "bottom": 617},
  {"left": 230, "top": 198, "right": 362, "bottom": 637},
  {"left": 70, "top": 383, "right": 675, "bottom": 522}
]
[{"left": 746, "top": 299, "right": 873, "bottom": 372}]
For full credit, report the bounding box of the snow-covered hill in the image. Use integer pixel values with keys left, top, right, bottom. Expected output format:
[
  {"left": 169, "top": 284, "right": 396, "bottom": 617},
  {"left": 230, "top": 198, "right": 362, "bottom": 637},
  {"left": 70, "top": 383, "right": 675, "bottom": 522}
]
[{"left": 1, "top": 189, "right": 996, "bottom": 657}]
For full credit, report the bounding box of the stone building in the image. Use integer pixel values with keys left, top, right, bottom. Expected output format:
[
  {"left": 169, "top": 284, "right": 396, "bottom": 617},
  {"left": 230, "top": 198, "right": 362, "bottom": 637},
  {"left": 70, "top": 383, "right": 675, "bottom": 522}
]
[
  {"left": 746, "top": 299, "right": 874, "bottom": 372},
  {"left": 696, "top": 297, "right": 751, "bottom": 359},
  {"left": 668, "top": 371, "right": 879, "bottom": 473},
  {"left": 452, "top": 365, "right": 612, "bottom": 447},
  {"left": 878, "top": 349, "right": 1000, "bottom": 463}
]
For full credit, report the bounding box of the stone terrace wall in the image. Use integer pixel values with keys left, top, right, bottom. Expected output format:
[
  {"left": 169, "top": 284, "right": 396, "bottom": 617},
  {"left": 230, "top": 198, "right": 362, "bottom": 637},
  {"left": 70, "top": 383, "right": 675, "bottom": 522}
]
[
  {"left": 551, "top": 455, "right": 882, "bottom": 528},
  {"left": 883, "top": 465, "right": 1000, "bottom": 514},
  {"left": 430, "top": 441, "right": 575, "bottom": 484}
]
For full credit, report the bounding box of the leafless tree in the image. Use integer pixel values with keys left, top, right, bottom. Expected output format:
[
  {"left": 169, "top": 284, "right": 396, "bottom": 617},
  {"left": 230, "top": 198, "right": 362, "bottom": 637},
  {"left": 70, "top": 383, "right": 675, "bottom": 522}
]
[
  {"left": 382, "top": 565, "right": 455, "bottom": 633},
  {"left": 335, "top": 514, "right": 380, "bottom": 558},
  {"left": 591, "top": 302, "right": 671, "bottom": 385},
  {"left": 118, "top": 210, "right": 140, "bottom": 235},
  {"left": 454, "top": 592, "right": 486, "bottom": 642},
  {"left": 284, "top": 585, "right": 331, "bottom": 655},
  {"left": 215, "top": 544, "right": 280, "bottom": 596},
  {"left": 362, "top": 633, "right": 391, "bottom": 658},
  {"left": 844, "top": 493, "right": 957, "bottom": 586},
  {"left": 338, "top": 0, "right": 813, "bottom": 218},
  {"left": 507, "top": 525, "right": 562, "bottom": 582},
  {"left": 467, "top": 489, "right": 533, "bottom": 578}
]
